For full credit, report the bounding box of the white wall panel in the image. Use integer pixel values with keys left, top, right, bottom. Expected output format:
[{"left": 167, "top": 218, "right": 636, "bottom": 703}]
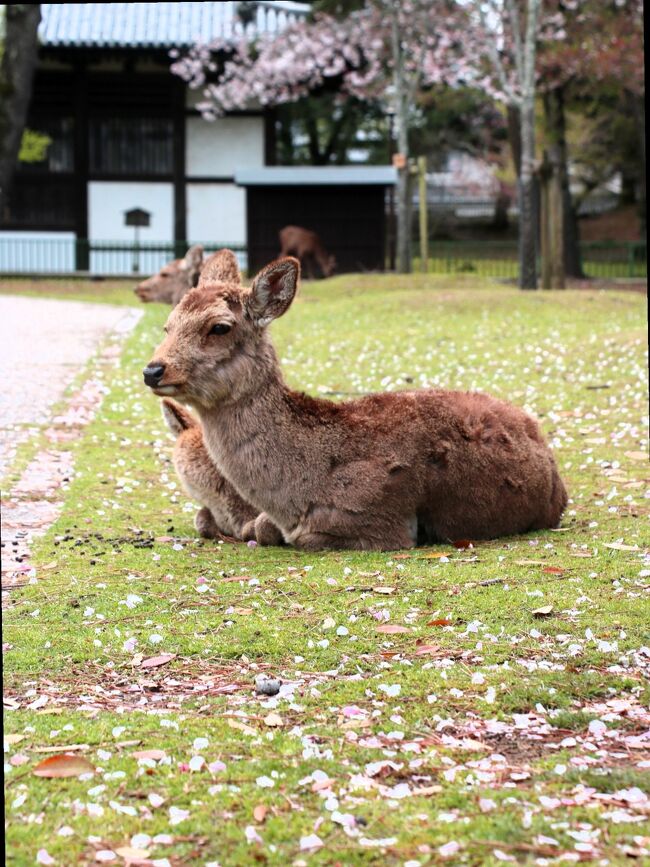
[
  {"left": 88, "top": 181, "right": 174, "bottom": 241},
  {"left": 187, "top": 184, "right": 247, "bottom": 251},
  {"left": 186, "top": 116, "right": 264, "bottom": 177},
  {"left": 87, "top": 182, "right": 174, "bottom": 274}
]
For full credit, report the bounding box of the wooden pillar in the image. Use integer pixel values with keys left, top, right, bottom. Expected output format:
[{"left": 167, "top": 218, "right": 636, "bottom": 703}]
[
  {"left": 172, "top": 79, "right": 187, "bottom": 254},
  {"left": 418, "top": 156, "right": 428, "bottom": 273},
  {"left": 74, "top": 62, "right": 89, "bottom": 271}
]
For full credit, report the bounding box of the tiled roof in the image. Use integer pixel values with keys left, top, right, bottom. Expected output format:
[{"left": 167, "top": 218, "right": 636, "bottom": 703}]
[{"left": 39, "top": 2, "right": 309, "bottom": 48}]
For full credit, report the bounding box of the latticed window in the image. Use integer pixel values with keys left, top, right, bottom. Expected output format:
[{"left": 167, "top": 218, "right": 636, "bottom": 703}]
[{"left": 89, "top": 117, "right": 173, "bottom": 176}]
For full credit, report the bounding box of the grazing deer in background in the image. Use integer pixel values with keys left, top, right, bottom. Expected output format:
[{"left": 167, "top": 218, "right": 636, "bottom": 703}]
[
  {"left": 279, "top": 225, "right": 336, "bottom": 279},
  {"left": 144, "top": 253, "right": 567, "bottom": 551},
  {"left": 135, "top": 246, "right": 241, "bottom": 307},
  {"left": 161, "top": 398, "right": 283, "bottom": 544}
]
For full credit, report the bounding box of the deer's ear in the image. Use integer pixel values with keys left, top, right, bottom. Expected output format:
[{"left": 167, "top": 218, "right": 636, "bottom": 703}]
[
  {"left": 182, "top": 244, "right": 204, "bottom": 272},
  {"left": 246, "top": 257, "right": 300, "bottom": 326}
]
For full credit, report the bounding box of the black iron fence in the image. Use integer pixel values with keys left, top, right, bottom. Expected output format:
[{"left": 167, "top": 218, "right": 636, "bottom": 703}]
[
  {"left": 419, "top": 240, "right": 647, "bottom": 279},
  {"left": 0, "top": 236, "right": 646, "bottom": 280}
]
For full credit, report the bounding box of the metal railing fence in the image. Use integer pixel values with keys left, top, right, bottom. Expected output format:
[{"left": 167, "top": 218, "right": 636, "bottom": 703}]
[
  {"left": 0, "top": 236, "right": 645, "bottom": 280},
  {"left": 0, "top": 238, "right": 248, "bottom": 277}
]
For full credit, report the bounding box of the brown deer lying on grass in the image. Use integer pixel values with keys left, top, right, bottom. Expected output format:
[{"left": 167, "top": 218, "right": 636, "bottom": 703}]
[
  {"left": 161, "top": 398, "right": 283, "bottom": 544},
  {"left": 279, "top": 225, "right": 336, "bottom": 279},
  {"left": 135, "top": 246, "right": 241, "bottom": 307},
  {"left": 144, "top": 253, "right": 567, "bottom": 551}
]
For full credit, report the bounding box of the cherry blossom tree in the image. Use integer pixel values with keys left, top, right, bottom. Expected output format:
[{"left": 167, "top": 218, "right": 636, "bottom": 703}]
[{"left": 171, "top": 0, "right": 475, "bottom": 274}]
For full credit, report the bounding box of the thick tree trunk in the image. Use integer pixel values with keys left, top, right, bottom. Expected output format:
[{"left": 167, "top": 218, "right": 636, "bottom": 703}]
[
  {"left": 0, "top": 4, "right": 42, "bottom": 215},
  {"left": 543, "top": 86, "right": 584, "bottom": 278},
  {"left": 517, "top": 0, "right": 541, "bottom": 290},
  {"left": 391, "top": 9, "right": 411, "bottom": 273}
]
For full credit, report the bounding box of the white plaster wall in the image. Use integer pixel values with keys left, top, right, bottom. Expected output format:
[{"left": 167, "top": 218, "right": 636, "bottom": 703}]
[
  {"left": 88, "top": 182, "right": 174, "bottom": 241},
  {"left": 186, "top": 116, "right": 264, "bottom": 177},
  {"left": 187, "top": 184, "right": 247, "bottom": 254},
  {"left": 0, "top": 231, "right": 75, "bottom": 273},
  {"left": 88, "top": 182, "right": 174, "bottom": 274}
]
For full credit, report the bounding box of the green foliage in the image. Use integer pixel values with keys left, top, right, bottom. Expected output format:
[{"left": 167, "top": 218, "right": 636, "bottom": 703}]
[{"left": 18, "top": 127, "right": 51, "bottom": 163}]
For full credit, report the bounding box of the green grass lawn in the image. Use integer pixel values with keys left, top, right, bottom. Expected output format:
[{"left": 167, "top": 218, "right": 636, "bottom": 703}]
[{"left": 3, "top": 274, "right": 649, "bottom": 866}]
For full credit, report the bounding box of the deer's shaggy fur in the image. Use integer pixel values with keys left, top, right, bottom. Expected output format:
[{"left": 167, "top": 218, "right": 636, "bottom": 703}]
[
  {"left": 145, "top": 253, "right": 567, "bottom": 551},
  {"left": 160, "top": 398, "right": 276, "bottom": 541}
]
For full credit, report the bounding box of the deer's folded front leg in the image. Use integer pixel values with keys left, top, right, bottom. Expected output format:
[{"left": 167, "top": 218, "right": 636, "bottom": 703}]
[{"left": 241, "top": 512, "right": 285, "bottom": 546}]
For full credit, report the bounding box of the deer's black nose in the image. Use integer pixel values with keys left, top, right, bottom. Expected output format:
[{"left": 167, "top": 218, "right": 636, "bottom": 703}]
[{"left": 143, "top": 363, "right": 165, "bottom": 387}]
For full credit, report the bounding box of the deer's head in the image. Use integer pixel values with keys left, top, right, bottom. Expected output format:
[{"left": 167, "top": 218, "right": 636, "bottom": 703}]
[
  {"left": 323, "top": 254, "right": 337, "bottom": 278},
  {"left": 143, "top": 255, "right": 300, "bottom": 408},
  {"left": 134, "top": 245, "right": 204, "bottom": 304}
]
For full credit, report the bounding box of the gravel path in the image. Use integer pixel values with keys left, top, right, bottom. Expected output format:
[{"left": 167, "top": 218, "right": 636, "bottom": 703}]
[{"left": 0, "top": 295, "right": 142, "bottom": 477}]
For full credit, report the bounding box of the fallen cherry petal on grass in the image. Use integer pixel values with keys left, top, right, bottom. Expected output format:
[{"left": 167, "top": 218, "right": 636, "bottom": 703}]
[
  {"left": 36, "top": 850, "right": 56, "bottom": 865},
  {"left": 33, "top": 753, "right": 95, "bottom": 778},
  {"left": 140, "top": 653, "right": 176, "bottom": 669},
  {"left": 300, "top": 834, "right": 324, "bottom": 851}
]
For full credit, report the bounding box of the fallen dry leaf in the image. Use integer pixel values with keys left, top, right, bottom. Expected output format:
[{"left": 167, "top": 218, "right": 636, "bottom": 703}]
[
  {"left": 452, "top": 539, "right": 474, "bottom": 549},
  {"left": 428, "top": 618, "right": 452, "bottom": 627},
  {"left": 603, "top": 542, "right": 641, "bottom": 552},
  {"left": 373, "top": 586, "right": 395, "bottom": 594},
  {"left": 4, "top": 734, "right": 25, "bottom": 745},
  {"left": 232, "top": 607, "right": 253, "bottom": 615},
  {"left": 263, "top": 712, "right": 283, "bottom": 727},
  {"left": 532, "top": 605, "right": 554, "bottom": 617},
  {"left": 32, "top": 753, "right": 95, "bottom": 778},
  {"left": 624, "top": 450, "right": 648, "bottom": 461},
  {"left": 140, "top": 653, "right": 176, "bottom": 669},
  {"left": 515, "top": 560, "right": 546, "bottom": 566},
  {"left": 542, "top": 566, "right": 564, "bottom": 574},
  {"left": 253, "top": 804, "right": 268, "bottom": 823},
  {"left": 115, "top": 846, "right": 150, "bottom": 862},
  {"left": 132, "top": 749, "right": 166, "bottom": 761},
  {"left": 376, "top": 624, "right": 411, "bottom": 634},
  {"left": 414, "top": 644, "right": 441, "bottom": 656},
  {"left": 32, "top": 744, "right": 89, "bottom": 754},
  {"left": 221, "top": 575, "right": 250, "bottom": 583},
  {"left": 227, "top": 719, "right": 257, "bottom": 736}
]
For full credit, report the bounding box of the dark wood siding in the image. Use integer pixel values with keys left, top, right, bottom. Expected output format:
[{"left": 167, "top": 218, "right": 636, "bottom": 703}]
[{"left": 246, "top": 185, "right": 387, "bottom": 274}]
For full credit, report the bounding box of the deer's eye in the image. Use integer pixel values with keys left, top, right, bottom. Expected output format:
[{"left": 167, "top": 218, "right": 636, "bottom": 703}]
[{"left": 209, "top": 323, "right": 231, "bottom": 336}]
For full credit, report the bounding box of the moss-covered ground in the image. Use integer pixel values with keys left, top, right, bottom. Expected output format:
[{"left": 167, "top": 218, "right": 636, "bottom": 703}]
[{"left": 3, "top": 274, "right": 649, "bottom": 866}]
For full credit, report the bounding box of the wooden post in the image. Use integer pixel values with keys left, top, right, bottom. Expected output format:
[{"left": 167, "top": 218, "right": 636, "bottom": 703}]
[
  {"left": 539, "top": 153, "right": 551, "bottom": 289},
  {"left": 418, "top": 156, "right": 428, "bottom": 273},
  {"left": 539, "top": 150, "right": 565, "bottom": 289},
  {"left": 548, "top": 146, "right": 565, "bottom": 288}
]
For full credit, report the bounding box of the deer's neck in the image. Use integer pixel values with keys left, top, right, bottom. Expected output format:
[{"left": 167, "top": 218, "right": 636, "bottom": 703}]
[{"left": 196, "top": 341, "right": 309, "bottom": 526}]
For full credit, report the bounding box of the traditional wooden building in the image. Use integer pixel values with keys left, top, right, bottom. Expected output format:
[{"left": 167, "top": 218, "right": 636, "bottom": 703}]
[{"left": 0, "top": 2, "right": 396, "bottom": 275}]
